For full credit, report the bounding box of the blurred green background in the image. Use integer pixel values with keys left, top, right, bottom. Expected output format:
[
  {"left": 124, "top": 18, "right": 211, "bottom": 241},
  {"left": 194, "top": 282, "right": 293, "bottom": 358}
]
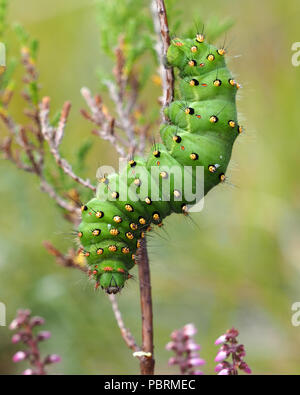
[{"left": 1, "top": 0, "right": 300, "bottom": 375}]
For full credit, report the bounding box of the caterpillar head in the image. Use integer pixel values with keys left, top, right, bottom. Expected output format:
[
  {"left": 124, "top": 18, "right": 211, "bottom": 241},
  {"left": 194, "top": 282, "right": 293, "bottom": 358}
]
[
  {"left": 92, "top": 260, "right": 131, "bottom": 294},
  {"left": 100, "top": 271, "right": 126, "bottom": 294}
]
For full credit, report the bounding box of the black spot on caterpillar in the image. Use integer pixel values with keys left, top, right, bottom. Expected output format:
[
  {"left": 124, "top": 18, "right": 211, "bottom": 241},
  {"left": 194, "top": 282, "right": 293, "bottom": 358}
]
[{"left": 78, "top": 34, "right": 241, "bottom": 294}]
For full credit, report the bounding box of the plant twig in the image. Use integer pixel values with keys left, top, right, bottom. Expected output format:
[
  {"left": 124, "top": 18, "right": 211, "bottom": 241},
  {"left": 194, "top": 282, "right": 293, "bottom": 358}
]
[
  {"left": 137, "top": 238, "right": 155, "bottom": 374},
  {"left": 80, "top": 87, "right": 128, "bottom": 158},
  {"left": 80, "top": 36, "right": 154, "bottom": 159},
  {"left": 43, "top": 241, "right": 86, "bottom": 272},
  {"left": 152, "top": 0, "right": 174, "bottom": 121},
  {"left": 39, "top": 97, "right": 96, "bottom": 192},
  {"left": 108, "top": 294, "right": 141, "bottom": 353},
  {"left": 40, "top": 180, "right": 79, "bottom": 214}
]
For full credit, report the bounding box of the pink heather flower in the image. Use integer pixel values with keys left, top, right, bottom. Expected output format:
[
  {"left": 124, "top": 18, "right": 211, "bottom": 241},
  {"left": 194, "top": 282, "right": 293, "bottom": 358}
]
[
  {"left": 37, "top": 331, "right": 51, "bottom": 341},
  {"left": 240, "top": 362, "right": 252, "bottom": 374},
  {"left": 10, "top": 309, "right": 60, "bottom": 375},
  {"left": 11, "top": 334, "right": 21, "bottom": 344},
  {"left": 166, "top": 323, "right": 205, "bottom": 374},
  {"left": 215, "top": 363, "right": 224, "bottom": 373},
  {"left": 227, "top": 328, "right": 239, "bottom": 339},
  {"left": 183, "top": 323, "right": 197, "bottom": 337},
  {"left": 215, "top": 350, "right": 227, "bottom": 362},
  {"left": 186, "top": 340, "right": 201, "bottom": 351},
  {"left": 214, "top": 327, "right": 251, "bottom": 375},
  {"left": 23, "top": 369, "right": 34, "bottom": 375},
  {"left": 218, "top": 369, "right": 229, "bottom": 375},
  {"left": 188, "top": 357, "right": 206, "bottom": 367},
  {"left": 12, "top": 351, "right": 27, "bottom": 363},
  {"left": 9, "top": 319, "right": 20, "bottom": 330},
  {"left": 165, "top": 341, "right": 175, "bottom": 351},
  {"left": 10, "top": 310, "right": 31, "bottom": 330},
  {"left": 215, "top": 334, "right": 227, "bottom": 345},
  {"left": 171, "top": 330, "right": 179, "bottom": 341},
  {"left": 45, "top": 354, "right": 61, "bottom": 364},
  {"left": 168, "top": 357, "right": 178, "bottom": 366},
  {"left": 30, "top": 316, "right": 45, "bottom": 327}
]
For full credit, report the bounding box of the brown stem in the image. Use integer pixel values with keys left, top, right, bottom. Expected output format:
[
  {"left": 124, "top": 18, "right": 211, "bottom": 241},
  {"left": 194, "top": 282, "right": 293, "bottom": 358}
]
[
  {"left": 137, "top": 238, "right": 155, "bottom": 375},
  {"left": 24, "top": 324, "right": 46, "bottom": 375},
  {"left": 153, "top": 0, "right": 174, "bottom": 121},
  {"left": 108, "top": 294, "right": 141, "bottom": 353}
]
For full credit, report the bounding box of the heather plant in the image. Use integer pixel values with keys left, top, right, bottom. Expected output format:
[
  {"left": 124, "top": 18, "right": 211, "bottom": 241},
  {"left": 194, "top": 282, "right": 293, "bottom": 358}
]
[
  {"left": 166, "top": 325, "right": 251, "bottom": 375},
  {"left": 214, "top": 328, "right": 251, "bottom": 375},
  {"left": 166, "top": 323, "right": 206, "bottom": 375},
  {"left": 10, "top": 309, "right": 61, "bottom": 375},
  {"left": 10, "top": 311, "right": 250, "bottom": 376}
]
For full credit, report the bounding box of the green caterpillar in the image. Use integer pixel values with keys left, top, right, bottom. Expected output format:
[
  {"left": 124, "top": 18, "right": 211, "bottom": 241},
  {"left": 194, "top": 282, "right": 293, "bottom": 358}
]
[{"left": 78, "top": 33, "right": 241, "bottom": 294}]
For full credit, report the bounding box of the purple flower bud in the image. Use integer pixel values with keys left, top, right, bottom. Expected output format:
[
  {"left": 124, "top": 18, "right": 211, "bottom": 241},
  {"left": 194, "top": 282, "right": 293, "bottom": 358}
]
[
  {"left": 11, "top": 334, "right": 21, "bottom": 344},
  {"left": 30, "top": 316, "right": 45, "bottom": 327},
  {"left": 188, "top": 357, "right": 206, "bottom": 367},
  {"left": 165, "top": 341, "right": 175, "bottom": 351},
  {"left": 12, "top": 351, "right": 27, "bottom": 363},
  {"left": 215, "top": 350, "right": 227, "bottom": 362},
  {"left": 240, "top": 362, "right": 252, "bottom": 374},
  {"left": 215, "top": 363, "right": 224, "bottom": 373},
  {"left": 18, "top": 309, "right": 31, "bottom": 316},
  {"left": 215, "top": 334, "right": 227, "bottom": 345},
  {"left": 9, "top": 319, "right": 20, "bottom": 330},
  {"left": 218, "top": 369, "right": 229, "bottom": 375},
  {"left": 37, "top": 331, "right": 51, "bottom": 341},
  {"left": 23, "top": 369, "right": 34, "bottom": 375},
  {"left": 171, "top": 330, "right": 180, "bottom": 341},
  {"left": 186, "top": 340, "right": 201, "bottom": 351},
  {"left": 183, "top": 323, "right": 197, "bottom": 337},
  {"left": 227, "top": 328, "right": 239, "bottom": 338},
  {"left": 44, "top": 354, "right": 61, "bottom": 364},
  {"left": 244, "top": 366, "right": 252, "bottom": 374},
  {"left": 10, "top": 310, "right": 31, "bottom": 329},
  {"left": 168, "top": 357, "right": 178, "bottom": 366},
  {"left": 49, "top": 354, "right": 61, "bottom": 364}
]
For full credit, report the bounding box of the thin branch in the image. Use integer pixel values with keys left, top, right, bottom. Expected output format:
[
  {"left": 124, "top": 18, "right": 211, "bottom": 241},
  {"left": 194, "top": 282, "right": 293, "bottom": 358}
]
[
  {"left": 39, "top": 97, "right": 96, "bottom": 192},
  {"left": 55, "top": 100, "right": 71, "bottom": 147},
  {"left": 152, "top": 0, "right": 174, "bottom": 121},
  {"left": 137, "top": 238, "right": 155, "bottom": 375},
  {"left": 108, "top": 294, "right": 141, "bottom": 353},
  {"left": 43, "top": 241, "right": 87, "bottom": 272},
  {"left": 104, "top": 80, "right": 137, "bottom": 155},
  {"left": 40, "top": 180, "right": 79, "bottom": 214},
  {"left": 80, "top": 87, "right": 127, "bottom": 158},
  {"left": 81, "top": 36, "right": 153, "bottom": 158}
]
